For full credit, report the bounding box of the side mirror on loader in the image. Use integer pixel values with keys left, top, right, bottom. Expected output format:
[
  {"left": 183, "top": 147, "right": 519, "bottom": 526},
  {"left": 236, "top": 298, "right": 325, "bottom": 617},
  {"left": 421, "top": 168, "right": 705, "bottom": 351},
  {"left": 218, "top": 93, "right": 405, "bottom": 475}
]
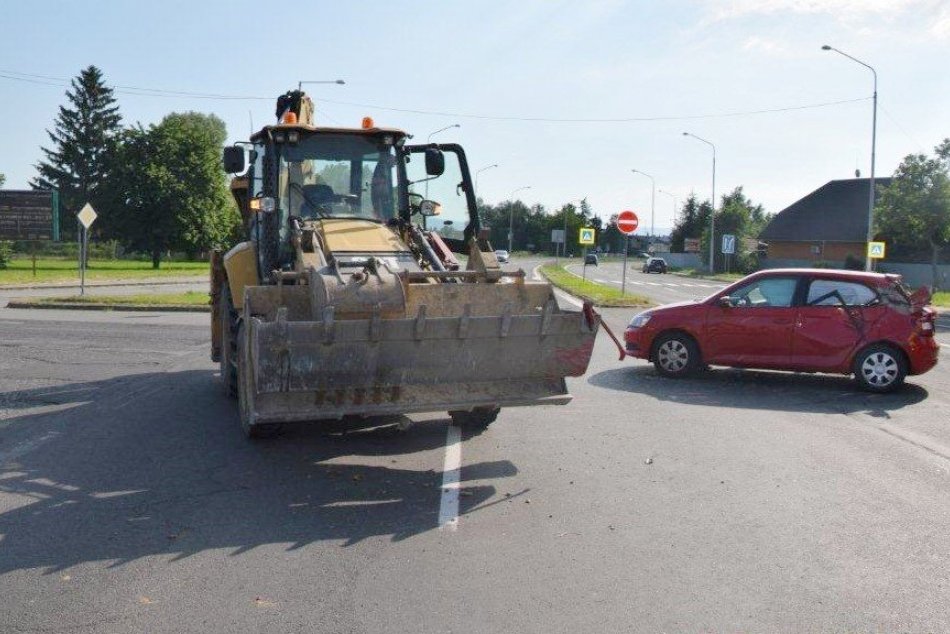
[
  {"left": 223, "top": 146, "right": 246, "bottom": 174},
  {"left": 425, "top": 148, "right": 445, "bottom": 176}
]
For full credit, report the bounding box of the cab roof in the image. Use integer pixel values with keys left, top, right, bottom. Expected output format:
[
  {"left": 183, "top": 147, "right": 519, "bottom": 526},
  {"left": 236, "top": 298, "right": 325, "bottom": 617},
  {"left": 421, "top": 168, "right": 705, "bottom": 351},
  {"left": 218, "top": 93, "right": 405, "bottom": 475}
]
[{"left": 250, "top": 124, "right": 407, "bottom": 144}]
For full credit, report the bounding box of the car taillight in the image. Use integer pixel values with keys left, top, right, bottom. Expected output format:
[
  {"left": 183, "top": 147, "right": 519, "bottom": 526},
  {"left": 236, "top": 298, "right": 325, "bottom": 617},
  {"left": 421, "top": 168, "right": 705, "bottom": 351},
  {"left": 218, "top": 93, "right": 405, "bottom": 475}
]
[{"left": 917, "top": 310, "right": 935, "bottom": 337}]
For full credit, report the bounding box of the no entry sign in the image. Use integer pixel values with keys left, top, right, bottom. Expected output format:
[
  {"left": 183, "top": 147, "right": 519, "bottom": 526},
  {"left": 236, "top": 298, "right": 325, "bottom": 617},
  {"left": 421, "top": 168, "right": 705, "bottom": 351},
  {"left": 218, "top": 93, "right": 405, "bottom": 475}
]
[{"left": 617, "top": 210, "right": 639, "bottom": 236}]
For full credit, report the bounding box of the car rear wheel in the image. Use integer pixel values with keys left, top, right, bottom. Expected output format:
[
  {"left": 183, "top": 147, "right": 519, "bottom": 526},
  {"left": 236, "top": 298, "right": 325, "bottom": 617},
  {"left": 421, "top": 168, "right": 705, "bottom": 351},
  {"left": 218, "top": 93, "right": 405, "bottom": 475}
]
[
  {"left": 652, "top": 332, "right": 701, "bottom": 378},
  {"left": 853, "top": 344, "right": 907, "bottom": 393}
]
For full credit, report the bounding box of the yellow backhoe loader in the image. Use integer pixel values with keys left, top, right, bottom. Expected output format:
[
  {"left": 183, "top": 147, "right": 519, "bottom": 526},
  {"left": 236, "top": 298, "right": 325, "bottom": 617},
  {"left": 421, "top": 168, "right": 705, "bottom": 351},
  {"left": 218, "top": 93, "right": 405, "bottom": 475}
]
[{"left": 210, "top": 90, "right": 601, "bottom": 437}]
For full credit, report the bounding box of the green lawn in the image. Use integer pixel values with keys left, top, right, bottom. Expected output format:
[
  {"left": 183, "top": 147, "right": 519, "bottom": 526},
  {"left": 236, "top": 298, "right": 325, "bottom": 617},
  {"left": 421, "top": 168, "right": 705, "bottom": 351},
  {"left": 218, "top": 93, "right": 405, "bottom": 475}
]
[
  {"left": 932, "top": 291, "right": 949, "bottom": 307},
  {"left": 540, "top": 264, "right": 652, "bottom": 307},
  {"left": 0, "top": 258, "right": 208, "bottom": 285},
  {"left": 670, "top": 268, "right": 746, "bottom": 283}
]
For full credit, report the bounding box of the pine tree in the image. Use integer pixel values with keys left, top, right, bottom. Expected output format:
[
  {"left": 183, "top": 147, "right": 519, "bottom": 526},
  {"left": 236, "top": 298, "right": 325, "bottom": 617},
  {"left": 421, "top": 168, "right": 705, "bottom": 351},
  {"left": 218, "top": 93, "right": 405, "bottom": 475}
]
[{"left": 31, "top": 66, "right": 121, "bottom": 238}]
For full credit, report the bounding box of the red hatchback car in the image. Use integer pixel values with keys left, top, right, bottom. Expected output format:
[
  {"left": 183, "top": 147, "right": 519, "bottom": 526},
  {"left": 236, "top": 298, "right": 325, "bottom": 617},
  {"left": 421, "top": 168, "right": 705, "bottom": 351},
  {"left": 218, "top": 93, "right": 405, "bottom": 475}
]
[{"left": 624, "top": 269, "right": 939, "bottom": 392}]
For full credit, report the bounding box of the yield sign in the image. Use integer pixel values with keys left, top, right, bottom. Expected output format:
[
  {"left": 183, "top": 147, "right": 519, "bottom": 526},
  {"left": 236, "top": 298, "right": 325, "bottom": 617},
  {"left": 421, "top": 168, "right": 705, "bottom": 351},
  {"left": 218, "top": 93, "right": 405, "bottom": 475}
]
[
  {"left": 616, "top": 210, "right": 639, "bottom": 236},
  {"left": 77, "top": 203, "right": 98, "bottom": 229}
]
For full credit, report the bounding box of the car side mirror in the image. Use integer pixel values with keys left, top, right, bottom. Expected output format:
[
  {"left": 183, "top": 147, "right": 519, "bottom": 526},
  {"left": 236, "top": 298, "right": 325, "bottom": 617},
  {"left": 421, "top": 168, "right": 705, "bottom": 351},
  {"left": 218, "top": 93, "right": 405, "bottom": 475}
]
[
  {"left": 223, "top": 146, "right": 245, "bottom": 174},
  {"left": 718, "top": 296, "right": 734, "bottom": 308},
  {"left": 425, "top": 148, "right": 445, "bottom": 176}
]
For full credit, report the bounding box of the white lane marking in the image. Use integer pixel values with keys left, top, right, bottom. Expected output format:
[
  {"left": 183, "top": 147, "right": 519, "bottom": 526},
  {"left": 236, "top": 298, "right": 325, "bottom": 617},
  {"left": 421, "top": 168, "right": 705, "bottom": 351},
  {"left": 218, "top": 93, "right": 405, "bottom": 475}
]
[
  {"left": 554, "top": 288, "right": 584, "bottom": 308},
  {"left": 0, "top": 431, "right": 59, "bottom": 466},
  {"left": 532, "top": 264, "right": 586, "bottom": 308},
  {"left": 438, "top": 424, "right": 462, "bottom": 531}
]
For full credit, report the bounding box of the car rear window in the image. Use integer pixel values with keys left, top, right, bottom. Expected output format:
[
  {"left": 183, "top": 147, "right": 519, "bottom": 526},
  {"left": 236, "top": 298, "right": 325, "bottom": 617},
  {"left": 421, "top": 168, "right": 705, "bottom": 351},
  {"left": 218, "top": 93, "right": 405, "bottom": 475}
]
[{"left": 806, "top": 279, "right": 879, "bottom": 306}]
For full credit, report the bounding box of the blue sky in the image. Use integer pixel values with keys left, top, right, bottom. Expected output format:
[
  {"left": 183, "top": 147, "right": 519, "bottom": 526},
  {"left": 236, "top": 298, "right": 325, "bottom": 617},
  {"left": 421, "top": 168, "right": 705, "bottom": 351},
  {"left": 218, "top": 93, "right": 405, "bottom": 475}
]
[{"left": 1, "top": 0, "right": 948, "bottom": 234}]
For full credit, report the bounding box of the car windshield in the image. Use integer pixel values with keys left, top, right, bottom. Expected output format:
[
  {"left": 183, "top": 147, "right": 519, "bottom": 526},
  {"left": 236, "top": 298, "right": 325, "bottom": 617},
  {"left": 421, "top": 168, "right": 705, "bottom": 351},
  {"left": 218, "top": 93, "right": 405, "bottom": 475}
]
[{"left": 277, "top": 133, "right": 397, "bottom": 223}]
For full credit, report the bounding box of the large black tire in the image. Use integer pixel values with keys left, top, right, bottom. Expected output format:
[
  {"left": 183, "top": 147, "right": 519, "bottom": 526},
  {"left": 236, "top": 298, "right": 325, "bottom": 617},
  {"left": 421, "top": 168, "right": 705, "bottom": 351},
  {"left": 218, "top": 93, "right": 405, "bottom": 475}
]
[
  {"left": 449, "top": 407, "right": 500, "bottom": 431},
  {"left": 853, "top": 344, "right": 907, "bottom": 393},
  {"left": 236, "top": 321, "right": 281, "bottom": 439},
  {"left": 219, "top": 283, "right": 238, "bottom": 398},
  {"left": 652, "top": 331, "right": 701, "bottom": 378}
]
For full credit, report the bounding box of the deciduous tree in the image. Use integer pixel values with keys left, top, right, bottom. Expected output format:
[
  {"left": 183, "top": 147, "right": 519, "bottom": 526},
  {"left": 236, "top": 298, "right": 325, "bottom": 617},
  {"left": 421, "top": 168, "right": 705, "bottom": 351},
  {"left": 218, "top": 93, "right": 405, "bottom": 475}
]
[{"left": 876, "top": 139, "right": 950, "bottom": 290}]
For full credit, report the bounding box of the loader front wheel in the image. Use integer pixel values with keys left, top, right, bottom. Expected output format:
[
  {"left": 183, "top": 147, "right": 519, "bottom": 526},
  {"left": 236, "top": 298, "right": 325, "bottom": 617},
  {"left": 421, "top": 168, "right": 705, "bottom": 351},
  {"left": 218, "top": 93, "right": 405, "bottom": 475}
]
[
  {"left": 449, "top": 407, "right": 500, "bottom": 432},
  {"left": 236, "top": 322, "right": 281, "bottom": 439},
  {"left": 219, "top": 283, "right": 238, "bottom": 398}
]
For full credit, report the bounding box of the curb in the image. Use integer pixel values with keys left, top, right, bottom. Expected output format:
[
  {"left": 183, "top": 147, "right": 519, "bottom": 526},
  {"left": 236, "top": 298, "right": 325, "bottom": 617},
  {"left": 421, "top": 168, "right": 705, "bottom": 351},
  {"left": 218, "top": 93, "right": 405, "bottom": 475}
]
[
  {"left": 537, "top": 264, "right": 651, "bottom": 309},
  {"left": 6, "top": 300, "right": 210, "bottom": 313},
  {"left": 0, "top": 276, "right": 207, "bottom": 291}
]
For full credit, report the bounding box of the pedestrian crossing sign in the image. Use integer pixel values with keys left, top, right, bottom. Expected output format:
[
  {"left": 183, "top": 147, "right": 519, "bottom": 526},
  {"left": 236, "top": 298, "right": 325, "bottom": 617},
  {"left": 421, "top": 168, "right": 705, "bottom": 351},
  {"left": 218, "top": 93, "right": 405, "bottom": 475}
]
[
  {"left": 579, "top": 228, "right": 595, "bottom": 245},
  {"left": 867, "top": 241, "right": 886, "bottom": 259}
]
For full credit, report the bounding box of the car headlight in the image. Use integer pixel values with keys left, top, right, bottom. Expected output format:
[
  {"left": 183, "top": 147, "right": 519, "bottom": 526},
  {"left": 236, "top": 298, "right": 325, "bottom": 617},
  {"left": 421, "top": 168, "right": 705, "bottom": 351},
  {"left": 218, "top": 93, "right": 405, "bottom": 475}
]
[{"left": 628, "top": 312, "right": 652, "bottom": 328}]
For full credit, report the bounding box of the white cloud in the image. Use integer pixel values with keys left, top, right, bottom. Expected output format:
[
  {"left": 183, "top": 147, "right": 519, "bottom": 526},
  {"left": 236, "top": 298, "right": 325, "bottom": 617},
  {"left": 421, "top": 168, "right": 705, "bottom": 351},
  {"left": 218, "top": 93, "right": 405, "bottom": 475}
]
[
  {"left": 741, "top": 36, "right": 790, "bottom": 55},
  {"left": 707, "top": 0, "right": 918, "bottom": 20}
]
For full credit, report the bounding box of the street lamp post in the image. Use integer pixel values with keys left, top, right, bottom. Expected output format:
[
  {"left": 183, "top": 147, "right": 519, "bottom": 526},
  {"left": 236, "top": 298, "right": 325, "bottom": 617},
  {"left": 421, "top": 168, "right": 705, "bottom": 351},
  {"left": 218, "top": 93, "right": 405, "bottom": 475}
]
[
  {"left": 630, "top": 169, "right": 656, "bottom": 241},
  {"left": 427, "top": 124, "right": 461, "bottom": 143},
  {"left": 297, "top": 79, "right": 346, "bottom": 90},
  {"left": 682, "top": 133, "right": 717, "bottom": 272},
  {"left": 658, "top": 189, "right": 677, "bottom": 226},
  {"left": 475, "top": 164, "right": 498, "bottom": 196},
  {"left": 822, "top": 44, "right": 878, "bottom": 271},
  {"left": 508, "top": 186, "right": 531, "bottom": 255}
]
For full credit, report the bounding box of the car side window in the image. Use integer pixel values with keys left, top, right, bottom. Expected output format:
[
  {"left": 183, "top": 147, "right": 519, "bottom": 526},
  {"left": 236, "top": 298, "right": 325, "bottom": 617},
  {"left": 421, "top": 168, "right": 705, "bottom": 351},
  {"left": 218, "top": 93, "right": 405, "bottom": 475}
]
[
  {"left": 806, "top": 280, "right": 878, "bottom": 306},
  {"left": 730, "top": 277, "right": 798, "bottom": 308}
]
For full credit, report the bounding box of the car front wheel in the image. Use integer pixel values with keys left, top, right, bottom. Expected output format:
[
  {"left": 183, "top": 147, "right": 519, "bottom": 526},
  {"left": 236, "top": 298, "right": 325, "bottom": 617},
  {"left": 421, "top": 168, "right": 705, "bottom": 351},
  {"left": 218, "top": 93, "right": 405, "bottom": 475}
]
[
  {"left": 652, "top": 332, "right": 701, "bottom": 378},
  {"left": 853, "top": 344, "right": 907, "bottom": 393}
]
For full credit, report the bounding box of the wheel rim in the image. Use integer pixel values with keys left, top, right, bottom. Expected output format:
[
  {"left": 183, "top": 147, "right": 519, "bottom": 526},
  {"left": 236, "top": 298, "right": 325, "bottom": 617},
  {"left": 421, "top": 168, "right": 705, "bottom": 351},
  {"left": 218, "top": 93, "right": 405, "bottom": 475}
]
[
  {"left": 861, "top": 351, "right": 899, "bottom": 387},
  {"left": 658, "top": 339, "right": 689, "bottom": 372}
]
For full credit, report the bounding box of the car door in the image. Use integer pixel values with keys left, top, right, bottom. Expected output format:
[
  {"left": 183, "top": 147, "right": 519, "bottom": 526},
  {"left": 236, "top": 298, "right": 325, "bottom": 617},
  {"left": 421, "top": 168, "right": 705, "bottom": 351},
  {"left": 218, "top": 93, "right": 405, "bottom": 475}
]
[
  {"left": 791, "top": 278, "right": 880, "bottom": 372},
  {"left": 704, "top": 275, "right": 802, "bottom": 368}
]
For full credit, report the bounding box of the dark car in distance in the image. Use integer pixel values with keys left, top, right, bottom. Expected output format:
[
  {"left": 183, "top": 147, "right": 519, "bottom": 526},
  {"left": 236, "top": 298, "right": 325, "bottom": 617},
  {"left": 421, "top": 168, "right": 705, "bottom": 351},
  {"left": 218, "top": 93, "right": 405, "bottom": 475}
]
[
  {"left": 623, "top": 268, "right": 938, "bottom": 392},
  {"left": 584, "top": 253, "right": 599, "bottom": 266},
  {"left": 642, "top": 257, "right": 668, "bottom": 274}
]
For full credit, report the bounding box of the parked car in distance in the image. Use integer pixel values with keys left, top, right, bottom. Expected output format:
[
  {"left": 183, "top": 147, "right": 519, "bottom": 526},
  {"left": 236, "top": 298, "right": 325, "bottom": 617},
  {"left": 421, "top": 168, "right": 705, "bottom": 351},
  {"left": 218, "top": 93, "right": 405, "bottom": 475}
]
[
  {"left": 623, "top": 268, "right": 939, "bottom": 392},
  {"left": 585, "top": 253, "right": 599, "bottom": 266},
  {"left": 494, "top": 249, "right": 510, "bottom": 263},
  {"left": 642, "top": 257, "right": 668, "bottom": 274}
]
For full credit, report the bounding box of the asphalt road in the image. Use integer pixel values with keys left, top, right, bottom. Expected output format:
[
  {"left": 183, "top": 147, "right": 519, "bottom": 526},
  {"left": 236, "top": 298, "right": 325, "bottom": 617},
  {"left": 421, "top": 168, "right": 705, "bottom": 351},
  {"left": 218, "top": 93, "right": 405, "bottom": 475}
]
[
  {"left": 1, "top": 261, "right": 949, "bottom": 632},
  {"left": 566, "top": 259, "right": 728, "bottom": 305}
]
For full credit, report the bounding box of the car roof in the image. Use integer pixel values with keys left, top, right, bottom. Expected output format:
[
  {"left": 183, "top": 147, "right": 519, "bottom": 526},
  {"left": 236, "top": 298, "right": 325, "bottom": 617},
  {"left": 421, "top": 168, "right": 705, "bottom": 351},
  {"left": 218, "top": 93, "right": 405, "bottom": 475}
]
[{"left": 744, "top": 268, "right": 899, "bottom": 285}]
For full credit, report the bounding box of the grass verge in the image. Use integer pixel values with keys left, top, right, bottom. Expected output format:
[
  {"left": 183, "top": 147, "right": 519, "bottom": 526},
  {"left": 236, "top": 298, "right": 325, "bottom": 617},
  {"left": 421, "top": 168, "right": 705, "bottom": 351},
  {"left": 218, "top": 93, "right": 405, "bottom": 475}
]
[
  {"left": 540, "top": 264, "right": 652, "bottom": 307},
  {"left": 8, "top": 291, "right": 210, "bottom": 312},
  {"left": 0, "top": 258, "right": 209, "bottom": 286},
  {"left": 670, "top": 268, "right": 745, "bottom": 283},
  {"left": 932, "top": 291, "right": 949, "bottom": 308}
]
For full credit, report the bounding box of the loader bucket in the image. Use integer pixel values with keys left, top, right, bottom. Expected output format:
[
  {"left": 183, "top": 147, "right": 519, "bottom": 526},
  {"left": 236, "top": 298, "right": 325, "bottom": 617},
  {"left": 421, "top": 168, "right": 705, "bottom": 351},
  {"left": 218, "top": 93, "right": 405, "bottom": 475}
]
[{"left": 237, "top": 300, "right": 599, "bottom": 426}]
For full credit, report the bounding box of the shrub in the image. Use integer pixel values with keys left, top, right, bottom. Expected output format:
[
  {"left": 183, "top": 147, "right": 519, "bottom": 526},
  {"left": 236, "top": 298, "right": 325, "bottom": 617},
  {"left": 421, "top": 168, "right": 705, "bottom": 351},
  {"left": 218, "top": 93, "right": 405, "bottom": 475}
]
[
  {"left": 843, "top": 254, "right": 864, "bottom": 270},
  {"left": 0, "top": 241, "right": 12, "bottom": 269}
]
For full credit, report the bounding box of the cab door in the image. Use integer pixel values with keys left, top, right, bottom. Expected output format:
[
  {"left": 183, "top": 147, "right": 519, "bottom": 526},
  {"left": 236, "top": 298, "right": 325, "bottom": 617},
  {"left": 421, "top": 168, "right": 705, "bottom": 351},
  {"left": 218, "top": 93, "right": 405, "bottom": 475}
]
[
  {"left": 704, "top": 275, "right": 802, "bottom": 368},
  {"left": 791, "top": 278, "right": 880, "bottom": 372}
]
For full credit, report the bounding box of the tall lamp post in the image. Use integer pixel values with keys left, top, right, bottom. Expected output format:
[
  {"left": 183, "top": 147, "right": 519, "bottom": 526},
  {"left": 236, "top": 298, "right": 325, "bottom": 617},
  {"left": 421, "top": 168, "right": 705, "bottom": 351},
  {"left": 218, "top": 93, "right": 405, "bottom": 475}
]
[
  {"left": 297, "top": 79, "right": 346, "bottom": 90},
  {"left": 508, "top": 186, "right": 531, "bottom": 254},
  {"left": 822, "top": 44, "right": 877, "bottom": 271},
  {"left": 682, "top": 132, "right": 717, "bottom": 272},
  {"left": 630, "top": 169, "right": 656, "bottom": 241},
  {"left": 658, "top": 189, "right": 677, "bottom": 226},
  {"left": 475, "top": 164, "right": 498, "bottom": 196},
  {"left": 427, "top": 124, "right": 460, "bottom": 143}
]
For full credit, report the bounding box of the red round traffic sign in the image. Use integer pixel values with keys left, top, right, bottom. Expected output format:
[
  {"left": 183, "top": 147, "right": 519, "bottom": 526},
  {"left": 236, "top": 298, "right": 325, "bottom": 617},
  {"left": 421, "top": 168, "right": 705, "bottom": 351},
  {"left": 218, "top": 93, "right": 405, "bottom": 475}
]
[{"left": 617, "top": 210, "right": 639, "bottom": 235}]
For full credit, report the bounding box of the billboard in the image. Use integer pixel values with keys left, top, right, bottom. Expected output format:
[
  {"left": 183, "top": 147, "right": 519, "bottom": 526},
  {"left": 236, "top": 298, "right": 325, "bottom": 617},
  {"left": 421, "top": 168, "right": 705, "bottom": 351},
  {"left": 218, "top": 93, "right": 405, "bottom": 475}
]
[
  {"left": 0, "top": 190, "right": 58, "bottom": 241},
  {"left": 684, "top": 238, "right": 700, "bottom": 252}
]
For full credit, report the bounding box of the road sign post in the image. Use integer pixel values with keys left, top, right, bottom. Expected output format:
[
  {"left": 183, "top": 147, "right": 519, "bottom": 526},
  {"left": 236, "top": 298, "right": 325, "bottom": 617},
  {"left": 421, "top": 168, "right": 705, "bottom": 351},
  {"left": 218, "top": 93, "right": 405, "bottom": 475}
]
[
  {"left": 76, "top": 203, "right": 98, "bottom": 296},
  {"left": 616, "top": 210, "right": 639, "bottom": 296},
  {"left": 578, "top": 227, "right": 595, "bottom": 280}
]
